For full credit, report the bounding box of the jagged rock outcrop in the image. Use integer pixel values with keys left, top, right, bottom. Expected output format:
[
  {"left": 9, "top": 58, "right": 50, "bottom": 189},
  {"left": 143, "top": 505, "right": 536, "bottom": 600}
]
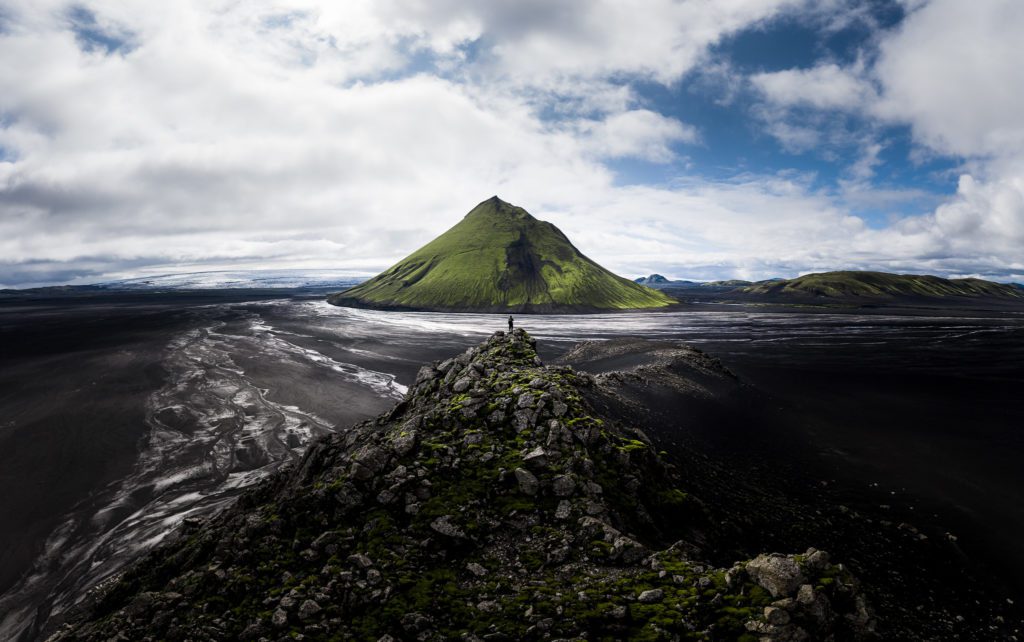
[{"left": 50, "top": 330, "right": 875, "bottom": 641}]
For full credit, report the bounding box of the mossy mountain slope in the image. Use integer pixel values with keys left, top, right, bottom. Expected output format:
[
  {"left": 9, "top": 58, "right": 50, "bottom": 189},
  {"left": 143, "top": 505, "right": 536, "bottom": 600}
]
[
  {"left": 328, "top": 197, "right": 675, "bottom": 312},
  {"left": 741, "top": 271, "right": 1024, "bottom": 300},
  {"left": 53, "top": 330, "right": 874, "bottom": 642}
]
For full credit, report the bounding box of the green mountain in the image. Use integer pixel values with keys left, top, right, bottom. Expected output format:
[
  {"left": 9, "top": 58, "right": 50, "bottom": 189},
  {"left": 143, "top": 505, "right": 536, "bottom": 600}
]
[
  {"left": 328, "top": 197, "right": 675, "bottom": 313},
  {"left": 741, "top": 271, "right": 1024, "bottom": 300}
]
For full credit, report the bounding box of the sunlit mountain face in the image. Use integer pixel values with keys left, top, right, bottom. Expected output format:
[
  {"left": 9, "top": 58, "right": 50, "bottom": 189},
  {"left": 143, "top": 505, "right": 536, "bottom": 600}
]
[{"left": 329, "top": 197, "right": 675, "bottom": 312}]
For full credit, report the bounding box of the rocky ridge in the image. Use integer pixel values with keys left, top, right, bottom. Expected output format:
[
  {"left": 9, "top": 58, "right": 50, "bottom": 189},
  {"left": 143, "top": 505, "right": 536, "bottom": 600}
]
[{"left": 51, "top": 330, "right": 875, "bottom": 641}]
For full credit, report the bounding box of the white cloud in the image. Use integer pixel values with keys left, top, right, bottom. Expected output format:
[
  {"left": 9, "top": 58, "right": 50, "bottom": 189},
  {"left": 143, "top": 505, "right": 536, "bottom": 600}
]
[
  {"left": 576, "top": 110, "right": 698, "bottom": 163},
  {"left": 873, "top": 0, "right": 1024, "bottom": 158},
  {"left": 0, "top": 0, "right": 1022, "bottom": 287},
  {"left": 742, "top": 0, "right": 1024, "bottom": 281},
  {"left": 749, "top": 62, "right": 877, "bottom": 153},
  {"left": 752, "top": 63, "right": 876, "bottom": 111},
  {"left": 1, "top": 0, "right": 802, "bottom": 286},
  {"left": 375, "top": 0, "right": 801, "bottom": 85},
  {"left": 865, "top": 0, "right": 1024, "bottom": 274}
]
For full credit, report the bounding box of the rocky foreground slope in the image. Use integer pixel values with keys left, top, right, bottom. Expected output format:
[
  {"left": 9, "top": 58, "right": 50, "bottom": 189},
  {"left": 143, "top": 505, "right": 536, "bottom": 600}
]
[{"left": 52, "top": 330, "right": 875, "bottom": 641}]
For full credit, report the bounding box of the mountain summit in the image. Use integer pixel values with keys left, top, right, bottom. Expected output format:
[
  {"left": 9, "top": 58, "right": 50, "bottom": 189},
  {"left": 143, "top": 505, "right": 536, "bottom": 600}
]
[{"left": 328, "top": 197, "right": 675, "bottom": 313}]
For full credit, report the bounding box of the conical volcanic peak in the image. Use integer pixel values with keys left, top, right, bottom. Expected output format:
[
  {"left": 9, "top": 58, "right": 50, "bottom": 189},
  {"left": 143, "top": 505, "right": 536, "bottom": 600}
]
[
  {"left": 329, "top": 198, "right": 676, "bottom": 313},
  {"left": 465, "top": 196, "right": 532, "bottom": 221}
]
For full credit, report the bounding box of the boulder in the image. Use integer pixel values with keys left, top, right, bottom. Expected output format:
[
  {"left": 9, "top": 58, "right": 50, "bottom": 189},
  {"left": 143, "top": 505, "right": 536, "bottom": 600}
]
[
  {"left": 638, "top": 588, "right": 664, "bottom": 603},
  {"left": 746, "top": 554, "right": 804, "bottom": 598},
  {"left": 552, "top": 474, "right": 576, "bottom": 497},
  {"left": 392, "top": 431, "right": 417, "bottom": 457},
  {"left": 271, "top": 608, "right": 288, "bottom": 629},
  {"left": 298, "top": 599, "right": 321, "bottom": 620},
  {"left": 523, "top": 446, "right": 548, "bottom": 469},
  {"left": 514, "top": 467, "right": 539, "bottom": 496}
]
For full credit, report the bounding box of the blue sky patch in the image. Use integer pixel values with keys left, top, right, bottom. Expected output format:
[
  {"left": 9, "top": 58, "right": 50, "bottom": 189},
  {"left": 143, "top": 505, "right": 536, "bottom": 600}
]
[{"left": 67, "top": 5, "right": 136, "bottom": 56}]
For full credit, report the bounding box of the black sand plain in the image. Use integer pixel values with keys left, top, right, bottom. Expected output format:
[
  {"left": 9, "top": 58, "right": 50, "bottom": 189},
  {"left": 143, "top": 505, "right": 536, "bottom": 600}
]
[{"left": 1, "top": 289, "right": 1023, "bottom": 639}]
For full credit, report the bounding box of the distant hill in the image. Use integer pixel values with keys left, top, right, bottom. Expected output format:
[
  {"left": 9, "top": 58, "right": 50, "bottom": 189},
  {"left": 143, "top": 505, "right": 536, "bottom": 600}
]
[
  {"left": 634, "top": 273, "right": 670, "bottom": 285},
  {"left": 741, "top": 271, "right": 1024, "bottom": 300},
  {"left": 329, "top": 197, "right": 676, "bottom": 313},
  {"left": 633, "top": 274, "right": 699, "bottom": 288}
]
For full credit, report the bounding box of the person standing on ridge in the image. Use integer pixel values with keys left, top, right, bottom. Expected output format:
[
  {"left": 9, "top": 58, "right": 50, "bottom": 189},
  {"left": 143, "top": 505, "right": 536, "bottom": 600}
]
[{"left": 508, "top": 315, "right": 514, "bottom": 333}]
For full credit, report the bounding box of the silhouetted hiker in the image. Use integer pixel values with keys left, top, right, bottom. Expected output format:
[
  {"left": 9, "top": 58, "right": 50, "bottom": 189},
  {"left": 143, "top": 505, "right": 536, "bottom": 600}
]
[{"left": 508, "top": 315, "right": 514, "bottom": 333}]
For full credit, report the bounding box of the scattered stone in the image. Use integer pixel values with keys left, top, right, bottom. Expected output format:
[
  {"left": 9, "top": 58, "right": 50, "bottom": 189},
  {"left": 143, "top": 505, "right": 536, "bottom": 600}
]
[
  {"left": 746, "top": 554, "right": 805, "bottom": 598},
  {"left": 555, "top": 500, "right": 572, "bottom": 520},
  {"left": 392, "top": 430, "right": 417, "bottom": 457},
  {"left": 804, "top": 548, "right": 830, "bottom": 570},
  {"left": 552, "top": 474, "right": 576, "bottom": 497},
  {"left": 523, "top": 446, "right": 548, "bottom": 468},
  {"left": 613, "top": 536, "right": 646, "bottom": 564},
  {"left": 298, "top": 600, "right": 321, "bottom": 620},
  {"left": 514, "top": 467, "right": 539, "bottom": 495},
  {"left": 430, "top": 515, "right": 466, "bottom": 538},
  {"left": 513, "top": 410, "right": 534, "bottom": 433},
  {"left": 467, "top": 562, "right": 488, "bottom": 577},
  {"left": 487, "top": 410, "right": 506, "bottom": 425},
  {"left": 272, "top": 608, "right": 289, "bottom": 629},
  {"left": 764, "top": 606, "right": 790, "bottom": 625},
  {"left": 352, "top": 445, "right": 388, "bottom": 477},
  {"left": 638, "top": 588, "right": 664, "bottom": 603},
  {"left": 349, "top": 553, "right": 374, "bottom": 569},
  {"left": 796, "top": 584, "right": 832, "bottom": 626}
]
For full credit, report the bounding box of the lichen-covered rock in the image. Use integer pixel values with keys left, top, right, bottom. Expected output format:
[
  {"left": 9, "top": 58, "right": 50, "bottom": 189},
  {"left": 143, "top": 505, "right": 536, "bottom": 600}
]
[
  {"left": 747, "top": 553, "right": 805, "bottom": 597},
  {"left": 638, "top": 588, "right": 664, "bottom": 603}
]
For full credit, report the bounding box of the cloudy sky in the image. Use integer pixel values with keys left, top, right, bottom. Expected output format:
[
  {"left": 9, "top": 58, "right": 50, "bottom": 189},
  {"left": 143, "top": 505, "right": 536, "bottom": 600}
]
[{"left": 1, "top": 0, "right": 1023, "bottom": 287}]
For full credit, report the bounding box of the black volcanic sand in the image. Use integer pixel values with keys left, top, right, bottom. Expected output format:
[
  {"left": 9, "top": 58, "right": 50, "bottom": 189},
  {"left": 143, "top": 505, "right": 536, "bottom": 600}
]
[
  {"left": 555, "top": 337, "right": 1023, "bottom": 637},
  {"left": 2, "top": 292, "right": 1023, "bottom": 639},
  {"left": 0, "top": 302, "right": 194, "bottom": 593}
]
